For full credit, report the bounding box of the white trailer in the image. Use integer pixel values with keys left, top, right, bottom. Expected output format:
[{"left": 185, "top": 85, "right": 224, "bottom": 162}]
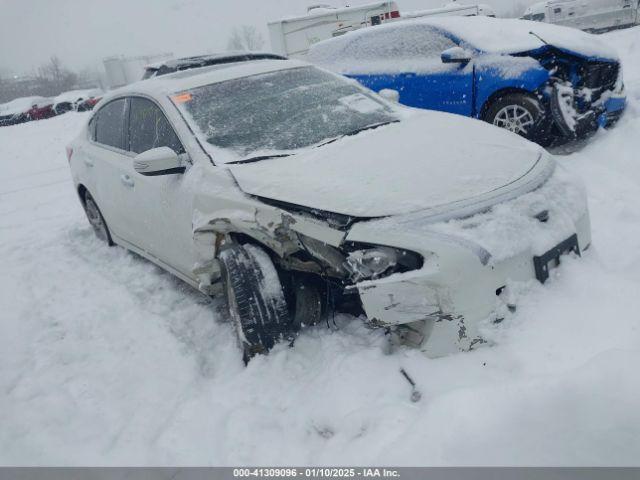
[
  {"left": 402, "top": 2, "right": 496, "bottom": 20},
  {"left": 103, "top": 53, "right": 173, "bottom": 89},
  {"left": 523, "top": 0, "right": 640, "bottom": 32},
  {"left": 268, "top": 2, "right": 400, "bottom": 58}
]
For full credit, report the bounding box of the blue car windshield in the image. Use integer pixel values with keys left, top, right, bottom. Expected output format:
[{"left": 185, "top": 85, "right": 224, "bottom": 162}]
[{"left": 172, "top": 66, "right": 399, "bottom": 159}]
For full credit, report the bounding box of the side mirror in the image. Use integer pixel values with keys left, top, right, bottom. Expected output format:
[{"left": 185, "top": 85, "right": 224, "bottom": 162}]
[
  {"left": 133, "top": 147, "right": 185, "bottom": 176},
  {"left": 378, "top": 88, "right": 400, "bottom": 103},
  {"left": 441, "top": 47, "right": 473, "bottom": 64}
]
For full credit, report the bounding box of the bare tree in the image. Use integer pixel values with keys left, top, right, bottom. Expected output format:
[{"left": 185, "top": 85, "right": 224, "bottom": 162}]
[
  {"left": 227, "top": 25, "right": 265, "bottom": 51},
  {"left": 36, "top": 56, "right": 78, "bottom": 93}
]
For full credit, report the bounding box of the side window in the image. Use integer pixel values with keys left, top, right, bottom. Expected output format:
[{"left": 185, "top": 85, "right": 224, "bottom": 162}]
[
  {"left": 128, "top": 97, "right": 184, "bottom": 154},
  {"left": 88, "top": 117, "right": 96, "bottom": 141},
  {"left": 95, "top": 99, "right": 126, "bottom": 149},
  {"left": 347, "top": 26, "right": 457, "bottom": 60}
]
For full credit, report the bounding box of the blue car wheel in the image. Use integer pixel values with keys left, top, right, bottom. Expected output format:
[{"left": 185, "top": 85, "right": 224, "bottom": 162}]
[{"left": 483, "top": 93, "right": 552, "bottom": 146}]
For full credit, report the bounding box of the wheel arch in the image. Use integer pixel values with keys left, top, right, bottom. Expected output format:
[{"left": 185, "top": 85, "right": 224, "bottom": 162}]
[
  {"left": 226, "top": 232, "right": 282, "bottom": 260},
  {"left": 77, "top": 183, "right": 88, "bottom": 205}
]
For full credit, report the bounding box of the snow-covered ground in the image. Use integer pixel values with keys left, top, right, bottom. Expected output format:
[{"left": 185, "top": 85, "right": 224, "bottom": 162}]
[{"left": 1, "top": 27, "right": 640, "bottom": 466}]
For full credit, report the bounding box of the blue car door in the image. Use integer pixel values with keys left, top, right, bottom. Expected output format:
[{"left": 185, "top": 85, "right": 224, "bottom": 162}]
[
  {"left": 346, "top": 26, "right": 474, "bottom": 117},
  {"left": 398, "top": 65, "right": 474, "bottom": 116}
]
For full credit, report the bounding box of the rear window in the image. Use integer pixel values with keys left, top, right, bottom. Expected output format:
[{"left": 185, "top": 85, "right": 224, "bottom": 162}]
[{"left": 94, "top": 99, "right": 126, "bottom": 150}]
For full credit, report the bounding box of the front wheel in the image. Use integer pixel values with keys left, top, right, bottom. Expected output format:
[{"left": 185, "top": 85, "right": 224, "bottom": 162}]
[
  {"left": 484, "top": 93, "right": 551, "bottom": 145},
  {"left": 218, "top": 243, "right": 292, "bottom": 363}
]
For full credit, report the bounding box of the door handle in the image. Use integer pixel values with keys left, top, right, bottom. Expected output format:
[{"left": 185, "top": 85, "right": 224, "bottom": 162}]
[
  {"left": 83, "top": 157, "right": 94, "bottom": 167},
  {"left": 120, "top": 174, "right": 135, "bottom": 188}
]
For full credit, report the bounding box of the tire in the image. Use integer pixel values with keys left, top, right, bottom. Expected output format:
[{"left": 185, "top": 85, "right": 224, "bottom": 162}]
[
  {"left": 218, "top": 243, "right": 291, "bottom": 363},
  {"left": 483, "top": 93, "right": 552, "bottom": 145},
  {"left": 82, "top": 191, "right": 114, "bottom": 246}
]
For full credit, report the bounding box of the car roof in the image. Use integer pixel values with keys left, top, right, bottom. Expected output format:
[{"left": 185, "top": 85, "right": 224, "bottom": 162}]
[
  {"left": 308, "top": 16, "right": 617, "bottom": 60},
  {"left": 144, "top": 52, "right": 287, "bottom": 76},
  {"left": 101, "top": 58, "right": 311, "bottom": 103}
]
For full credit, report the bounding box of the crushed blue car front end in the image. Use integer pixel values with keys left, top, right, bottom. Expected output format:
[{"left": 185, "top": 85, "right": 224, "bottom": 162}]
[
  {"left": 347, "top": 42, "right": 626, "bottom": 141},
  {"left": 518, "top": 45, "right": 626, "bottom": 136}
]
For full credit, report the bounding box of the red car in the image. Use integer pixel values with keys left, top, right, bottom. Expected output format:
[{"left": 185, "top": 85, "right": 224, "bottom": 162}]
[
  {"left": 26, "top": 99, "right": 56, "bottom": 121},
  {"left": 77, "top": 96, "right": 102, "bottom": 111}
]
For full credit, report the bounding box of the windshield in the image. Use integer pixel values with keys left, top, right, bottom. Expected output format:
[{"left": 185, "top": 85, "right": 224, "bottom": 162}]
[{"left": 172, "top": 66, "right": 399, "bottom": 161}]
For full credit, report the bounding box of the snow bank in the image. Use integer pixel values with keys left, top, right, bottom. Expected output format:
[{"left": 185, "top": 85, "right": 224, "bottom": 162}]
[{"left": 1, "top": 27, "right": 640, "bottom": 466}]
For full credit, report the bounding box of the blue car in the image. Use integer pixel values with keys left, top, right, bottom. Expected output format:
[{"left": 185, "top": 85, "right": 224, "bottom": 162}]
[{"left": 307, "top": 16, "right": 627, "bottom": 145}]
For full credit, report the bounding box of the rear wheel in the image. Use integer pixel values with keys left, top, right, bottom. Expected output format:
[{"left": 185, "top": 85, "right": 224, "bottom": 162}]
[
  {"left": 218, "top": 243, "right": 292, "bottom": 363},
  {"left": 83, "top": 191, "right": 114, "bottom": 246},
  {"left": 484, "top": 93, "right": 551, "bottom": 145}
]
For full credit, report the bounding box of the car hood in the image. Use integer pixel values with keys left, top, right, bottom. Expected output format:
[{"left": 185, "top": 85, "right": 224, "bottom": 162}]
[
  {"left": 426, "top": 17, "right": 619, "bottom": 61},
  {"left": 228, "top": 111, "right": 553, "bottom": 219}
]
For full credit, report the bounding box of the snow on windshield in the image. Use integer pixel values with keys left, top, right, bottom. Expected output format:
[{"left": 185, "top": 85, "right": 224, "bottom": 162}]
[{"left": 172, "top": 66, "right": 399, "bottom": 162}]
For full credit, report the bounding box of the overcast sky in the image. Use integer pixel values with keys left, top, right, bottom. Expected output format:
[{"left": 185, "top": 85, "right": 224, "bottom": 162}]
[{"left": 0, "top": 0, "right": 538, "bottom": 75}]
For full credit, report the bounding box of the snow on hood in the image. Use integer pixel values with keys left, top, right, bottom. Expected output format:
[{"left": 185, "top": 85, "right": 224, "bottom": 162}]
[
  {"left": 435, "top": 16, "right": 619, "bottom": 60},
  {"left": 307, "top": 16, "right": 618, "bottom": 71},
  {"left": 228, "top": 111, "right": 549, "bottom": 218}
]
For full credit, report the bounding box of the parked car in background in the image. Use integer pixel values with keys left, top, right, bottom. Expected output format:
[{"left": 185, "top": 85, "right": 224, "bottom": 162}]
[
  {"left": 0, "top": 96, "right": 51, "bottom": 126},
  {"left": 53, "top": 89, "right": 103, "bottom": 115},
  {"left": 103, "top": 53, "right": 173, "bottom": 89},
  {"left": 25, "top": 99, "right": 56, "bottom": 121},
  {"left": 307, "top": 16, "right": 627, "bottom": 145},
  {"left": 77, "top": 95, "right": 104, "bottom": 112},
  {"left": 141, "top": 52, "right": 286, "bottom": 79},
  {"left": 68, "top": 58, "right": 591, "bottom": 361},
  {"left": 523, "top": 0, "right": 639, "bottom": 32}
]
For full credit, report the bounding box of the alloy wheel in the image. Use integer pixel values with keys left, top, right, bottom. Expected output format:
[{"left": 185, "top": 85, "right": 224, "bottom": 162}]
[{"left": 493, "top": 105, "right": 535, "bottom": 135}]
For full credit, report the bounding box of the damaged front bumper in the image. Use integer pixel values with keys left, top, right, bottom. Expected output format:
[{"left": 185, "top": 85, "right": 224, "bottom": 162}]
[
  {"left": 345, "top": 164, "right": 591, "bottom": 357},
  {"left": 598, "top": 92, "right": 627, "bottom": 127},
  {"left": 549, "top": 82, "right": 627, "bottom": 138}
]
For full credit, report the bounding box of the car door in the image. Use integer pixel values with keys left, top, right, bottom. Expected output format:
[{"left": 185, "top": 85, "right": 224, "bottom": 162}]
[
  {"left": 348, "top": 25, "right": 474, "bottom": 116},
  {"left": 85, "top": 98, "right": 139, "bottom": 244},
  {"left": 125, "top": 96, "right": 196, "bottom": 280}
]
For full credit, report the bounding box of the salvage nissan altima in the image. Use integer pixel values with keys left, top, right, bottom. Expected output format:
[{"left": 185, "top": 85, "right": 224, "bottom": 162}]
[{"left": 67, "top": 58, "right": 591, "bottom": 361}]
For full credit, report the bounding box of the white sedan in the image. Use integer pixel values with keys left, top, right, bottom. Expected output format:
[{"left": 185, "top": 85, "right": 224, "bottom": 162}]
[{"left": 67, "top": 58, "right": 591, "bottom": 361}]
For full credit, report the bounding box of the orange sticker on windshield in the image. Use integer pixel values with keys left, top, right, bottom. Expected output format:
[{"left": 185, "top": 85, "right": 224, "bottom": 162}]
[{"left": 172, "top": 92, "right": 193, "bottom": 103}]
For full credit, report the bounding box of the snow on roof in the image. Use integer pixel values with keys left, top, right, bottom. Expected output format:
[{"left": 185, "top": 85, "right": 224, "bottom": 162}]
[
  {"left": 0, "top": 96, "right": 50, "bottom": 115},
  {"left": 101, "top": 59, "right": 310, "bottom": 103},
  {"left": 53, "top": 89, "right": 103, "bottom": 105},
  {"left": 271, "top": 1, "right": 396, "bottom": 24},
  {"left": 308, "top": 16, "right": 618, "bottom": 62},
  {"left": 524, "top": 1, "right": 548, "bottom": 15}
]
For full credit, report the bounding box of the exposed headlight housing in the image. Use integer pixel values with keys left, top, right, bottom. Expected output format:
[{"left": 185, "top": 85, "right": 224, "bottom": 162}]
[{"left": 343, "top": 245, "right": 423, "bottom": 282}]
